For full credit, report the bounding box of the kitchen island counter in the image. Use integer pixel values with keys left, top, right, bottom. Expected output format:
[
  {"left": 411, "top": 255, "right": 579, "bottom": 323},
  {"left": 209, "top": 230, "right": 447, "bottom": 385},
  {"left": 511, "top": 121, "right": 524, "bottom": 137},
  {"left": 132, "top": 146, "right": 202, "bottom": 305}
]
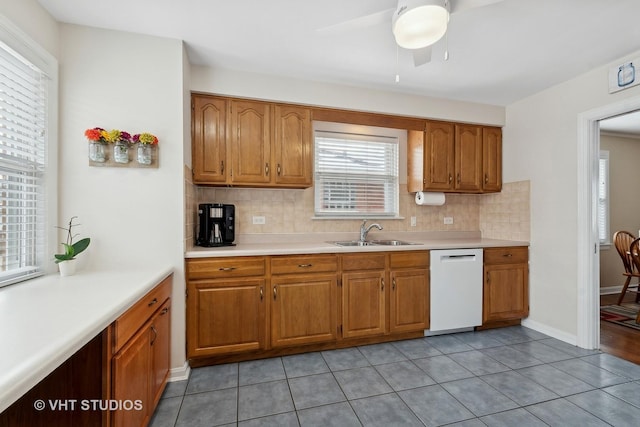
[{"left": 0, "top": 266, "right": 173, "bottom": 414}]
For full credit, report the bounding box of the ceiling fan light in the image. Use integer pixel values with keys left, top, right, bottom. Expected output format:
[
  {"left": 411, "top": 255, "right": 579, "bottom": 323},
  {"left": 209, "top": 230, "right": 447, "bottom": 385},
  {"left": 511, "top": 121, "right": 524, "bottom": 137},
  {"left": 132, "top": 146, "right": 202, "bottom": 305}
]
[{"left": 392, "top": 4, "right": 448, "bottom": 50}]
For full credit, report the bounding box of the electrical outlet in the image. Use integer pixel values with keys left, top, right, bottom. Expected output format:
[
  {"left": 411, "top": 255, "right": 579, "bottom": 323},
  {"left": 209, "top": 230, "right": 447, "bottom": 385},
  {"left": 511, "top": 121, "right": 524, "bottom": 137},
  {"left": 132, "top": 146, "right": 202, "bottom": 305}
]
[
  {"left": 444, "top": 216, "right": 454, "bottom": 225},
  {"left": 252, "top": 216, "right": 266, "bottom": 225},
  {"left": 410, "top": 216, "right": 417, "bottom": 227}
]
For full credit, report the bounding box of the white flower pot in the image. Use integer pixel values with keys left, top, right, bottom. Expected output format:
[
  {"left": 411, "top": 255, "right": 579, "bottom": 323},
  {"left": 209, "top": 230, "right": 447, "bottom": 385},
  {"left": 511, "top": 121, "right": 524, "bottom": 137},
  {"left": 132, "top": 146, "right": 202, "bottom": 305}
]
[{"left": 58, "top": 259, "right": 77, "bottom": 277}]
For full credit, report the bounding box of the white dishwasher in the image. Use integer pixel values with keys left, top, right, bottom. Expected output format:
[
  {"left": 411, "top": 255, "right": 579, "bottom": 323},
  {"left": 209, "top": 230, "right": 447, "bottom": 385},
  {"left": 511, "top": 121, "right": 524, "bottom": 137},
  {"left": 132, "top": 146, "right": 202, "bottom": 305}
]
[{"left": 428, "top": 248, "right": 483, "bottom": 334}]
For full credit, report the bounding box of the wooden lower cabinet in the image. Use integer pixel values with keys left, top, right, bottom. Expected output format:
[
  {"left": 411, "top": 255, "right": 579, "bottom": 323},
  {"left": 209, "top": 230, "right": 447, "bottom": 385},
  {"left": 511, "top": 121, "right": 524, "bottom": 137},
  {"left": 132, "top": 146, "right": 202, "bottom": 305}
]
[
  {"left": 483, "top": 247, "right": 529, "bottom": 324},
  {"left": 271, "top": 274, "right": 338, "bottom": 347},
  {"left": 112, "top": 278, "right": 172, "bottom": 427},
  {"left": 390, "top": 269, "right": 429, "bottom": 333},
  {"left": 187, "top": 279, "right": 266, "bottom": 357},
  {"left": 342, "top": 270, "right": 386, "bottom": 339},
  {"left": 389, "top": 251, "right": 430, "bottom": 333}
]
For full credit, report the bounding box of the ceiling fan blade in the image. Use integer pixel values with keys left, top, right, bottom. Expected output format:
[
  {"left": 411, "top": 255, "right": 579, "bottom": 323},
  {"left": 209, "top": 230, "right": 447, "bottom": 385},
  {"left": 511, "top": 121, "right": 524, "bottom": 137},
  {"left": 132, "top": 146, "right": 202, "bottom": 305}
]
[
  {"left": 316, "top": 8, "right": 395, "bottom": 35},
  {"left": 449, "top": 0, "right": 504, "bottom": 14},
  {"left": 412, "top": 46, "right": 432, "bottom": 67}
]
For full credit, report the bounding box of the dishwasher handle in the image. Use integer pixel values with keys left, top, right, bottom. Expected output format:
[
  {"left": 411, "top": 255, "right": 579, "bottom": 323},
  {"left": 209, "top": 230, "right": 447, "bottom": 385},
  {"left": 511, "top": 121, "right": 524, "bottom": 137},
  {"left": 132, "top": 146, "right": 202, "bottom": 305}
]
[{"left": 440, "top": 254, "right": 477, "bottom": 262}]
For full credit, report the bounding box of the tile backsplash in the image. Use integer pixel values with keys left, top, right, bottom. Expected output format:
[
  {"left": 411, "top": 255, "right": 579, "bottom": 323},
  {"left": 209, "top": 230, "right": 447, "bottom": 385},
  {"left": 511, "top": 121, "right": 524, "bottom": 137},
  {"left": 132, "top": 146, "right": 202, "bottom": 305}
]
[{"left": 184, "top": 165, "right": 529, "bottom": 247}]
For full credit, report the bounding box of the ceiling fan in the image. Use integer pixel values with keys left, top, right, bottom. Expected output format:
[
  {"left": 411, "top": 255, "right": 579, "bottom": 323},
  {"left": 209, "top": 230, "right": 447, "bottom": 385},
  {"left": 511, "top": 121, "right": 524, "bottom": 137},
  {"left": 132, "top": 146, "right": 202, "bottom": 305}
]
[{"left": 318, "top": 0, "right": 504, "bottom": 67}]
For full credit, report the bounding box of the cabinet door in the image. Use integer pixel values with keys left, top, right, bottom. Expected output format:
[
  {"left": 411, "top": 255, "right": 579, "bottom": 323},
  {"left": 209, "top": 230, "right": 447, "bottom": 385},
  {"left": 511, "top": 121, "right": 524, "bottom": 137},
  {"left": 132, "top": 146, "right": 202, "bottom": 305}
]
[
  {"left": 455, "top": 124, "right": 483, "bottom": 192},
  {"left": 271, "top": 274, "right": 338, "bottom": 347},
  {"left": 150, "top": 300, "right": 171, "bottom": 408},
  {"left": 187, "top": 279, "right": 266, "bottom": 357},
  {"left": 390, "top": 269, "right": 429, "bottom": 333},
  {"left": 342, "top": 271, "right": 386, "bottom": 338},
  {"left": 424, "top": 121, "right": 455, "bottom": 191},
  {"left": 112, "top": 326, "right": 151, "bottom": 427},
  {"left": 483, "top": 264, "right": 529, "bottom": 322},
  {"left": 482, "top": 127, "right": 502, "bottom": 192},
  {"left": 273, "top": 105, "right": 312, "bottom": 187},
  {"left": 192, "top": 95, "right": 227, "bottom": 184},
  {"left": 229, "top": 100, "right": 271, "bottom": 184}
]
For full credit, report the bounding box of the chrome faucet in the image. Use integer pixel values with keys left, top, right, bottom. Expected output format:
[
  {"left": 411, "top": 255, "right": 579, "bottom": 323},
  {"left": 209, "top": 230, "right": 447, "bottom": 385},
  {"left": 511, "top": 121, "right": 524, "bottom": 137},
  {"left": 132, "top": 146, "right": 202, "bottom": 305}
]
[{"left": 360, "top": 220, "right": 383, "bottom": 242}]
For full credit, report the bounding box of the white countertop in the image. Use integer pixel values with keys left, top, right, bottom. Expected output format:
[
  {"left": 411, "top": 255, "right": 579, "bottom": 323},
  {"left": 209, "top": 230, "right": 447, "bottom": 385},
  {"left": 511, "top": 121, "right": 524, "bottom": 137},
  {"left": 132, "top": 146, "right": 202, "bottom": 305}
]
[
  {"left": 185, "top": 232, "right": 528, "bottom": 258},
  {"left": 0, "top": 266, "right": 173, "bottom": 414}
]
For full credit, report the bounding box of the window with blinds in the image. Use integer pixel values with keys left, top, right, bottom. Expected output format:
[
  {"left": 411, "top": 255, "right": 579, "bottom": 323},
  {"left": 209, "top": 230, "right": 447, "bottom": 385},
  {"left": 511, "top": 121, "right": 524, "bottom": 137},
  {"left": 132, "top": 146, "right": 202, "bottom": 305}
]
[
  {"left": 0, "top": 41, "right": 48, "bottom": 286},
  {"left": 598, "top": 150, "right": 610, "bottom": 245},
  {"left": 314, "top": 131, "right": 399, "bottom": 217}
]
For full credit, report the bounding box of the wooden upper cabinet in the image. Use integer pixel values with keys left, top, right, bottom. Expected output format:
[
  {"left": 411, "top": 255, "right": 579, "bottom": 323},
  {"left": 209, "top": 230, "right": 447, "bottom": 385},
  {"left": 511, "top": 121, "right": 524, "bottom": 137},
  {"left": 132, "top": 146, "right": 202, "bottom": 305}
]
[
  {"left": 407, "top": 121, "right": 502, "bottom": 194},
  {"left": 191, "top": 94, "right": 312, "bottom": 188},
  {"left": 229, "top": 99, "right": 272, "bottom": 185},
  {"left": 424, "top": 121, "right": 455, "bottom": 191},
  {"left": 454, "top": 124, "right": 483, "bottom": 192},
  {"left": 273, "top": 105, "right": 312, "bottom": 187},
  {"left": 192, "top": 96, "right": 227, "bottom": 184},
  {"left": 482, "top": 127, "right": 502, "bottom": 192}
]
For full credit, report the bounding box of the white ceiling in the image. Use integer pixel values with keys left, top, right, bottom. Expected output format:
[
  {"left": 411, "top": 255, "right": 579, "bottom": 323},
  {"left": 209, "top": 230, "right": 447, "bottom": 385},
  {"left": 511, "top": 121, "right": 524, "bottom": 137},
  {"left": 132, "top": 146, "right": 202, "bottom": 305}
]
[{"left": 37, "top": 0, "right": 640, "bottom": 108}]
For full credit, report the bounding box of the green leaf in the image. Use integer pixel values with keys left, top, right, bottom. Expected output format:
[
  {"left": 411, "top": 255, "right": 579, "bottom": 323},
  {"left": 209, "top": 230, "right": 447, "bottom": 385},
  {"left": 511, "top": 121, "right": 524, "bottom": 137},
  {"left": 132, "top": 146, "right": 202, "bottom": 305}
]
[{"left": 72, "top": 238, "right": 90, "bottom": 257}]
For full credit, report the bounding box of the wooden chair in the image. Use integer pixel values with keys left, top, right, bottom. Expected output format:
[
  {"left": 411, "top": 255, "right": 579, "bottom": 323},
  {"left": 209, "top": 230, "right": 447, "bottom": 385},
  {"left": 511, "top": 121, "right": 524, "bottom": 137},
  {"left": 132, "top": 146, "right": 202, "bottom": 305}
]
[{"left": 615, "top": 231, "right": 640, "bottom": 305}]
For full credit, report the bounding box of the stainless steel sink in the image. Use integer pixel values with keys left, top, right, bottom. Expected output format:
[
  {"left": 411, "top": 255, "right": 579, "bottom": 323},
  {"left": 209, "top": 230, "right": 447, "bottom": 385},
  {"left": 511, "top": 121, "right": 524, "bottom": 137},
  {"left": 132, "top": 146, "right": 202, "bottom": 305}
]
[
  {"left": 332, "top": 240, "right": 375, "bottom": 246},
  {"left": 369, "top": 239, "right": 417, "bottom": 246},
  {"left": 331, "top": 240, "right": 418, "bottom": 247}
]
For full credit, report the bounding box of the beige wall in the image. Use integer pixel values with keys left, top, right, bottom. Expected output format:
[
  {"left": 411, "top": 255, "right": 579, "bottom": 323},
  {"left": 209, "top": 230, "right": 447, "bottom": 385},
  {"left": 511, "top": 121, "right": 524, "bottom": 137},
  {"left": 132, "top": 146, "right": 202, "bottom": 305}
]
[
  {"left": 504, "top": 48, "right": 640, "bottom": 341},
  {"left": 599, "top": 134, "right": 640, "bottom": 290}
]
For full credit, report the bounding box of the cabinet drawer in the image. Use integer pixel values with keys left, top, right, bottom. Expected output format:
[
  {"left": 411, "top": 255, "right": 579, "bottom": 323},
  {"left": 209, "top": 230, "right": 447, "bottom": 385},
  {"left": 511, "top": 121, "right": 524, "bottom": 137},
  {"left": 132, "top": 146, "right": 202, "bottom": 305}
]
[
  {"left": 484, "top": 247, "right": 528, "bottom": 265},
  {"left": 271, "top": 254, "right": 338, "bottom": 275},
  {"left": 187, "top": 256, "right": 266, "bottom": 279},
  {"left": 389, "top": 251, "right": 430, "bottom": 269},
  {"left": 114, "top": 274, "right": 172, "bottom": 352},
  {"left": 341, "top": 253, "right": 386, "bottom": 271}
]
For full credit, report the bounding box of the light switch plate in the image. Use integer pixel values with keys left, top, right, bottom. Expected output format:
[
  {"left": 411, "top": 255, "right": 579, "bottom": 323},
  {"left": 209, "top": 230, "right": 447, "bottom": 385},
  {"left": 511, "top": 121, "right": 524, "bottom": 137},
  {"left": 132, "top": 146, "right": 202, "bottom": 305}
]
[
  {"left": 410, "top": 216, "right": 417, "bottom": 227},
  {"left": 252, "top": 216, "right": 266, "bottom": 225},
  {"left": 444, "top": 216, "right": 453, "bottom": 225}
]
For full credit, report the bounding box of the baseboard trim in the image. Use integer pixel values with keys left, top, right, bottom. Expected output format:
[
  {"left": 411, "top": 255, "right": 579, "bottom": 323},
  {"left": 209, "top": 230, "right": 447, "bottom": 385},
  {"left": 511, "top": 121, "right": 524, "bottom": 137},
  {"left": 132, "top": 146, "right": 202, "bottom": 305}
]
[
  {"left": 600, "top": 285, "right": 623, "bottom": 295},
  {"left": 168, "top": 361, "right": 191, "bottom": 382},
  {"left": 521, "top": 318, "right": 578, "bottom": 347}
]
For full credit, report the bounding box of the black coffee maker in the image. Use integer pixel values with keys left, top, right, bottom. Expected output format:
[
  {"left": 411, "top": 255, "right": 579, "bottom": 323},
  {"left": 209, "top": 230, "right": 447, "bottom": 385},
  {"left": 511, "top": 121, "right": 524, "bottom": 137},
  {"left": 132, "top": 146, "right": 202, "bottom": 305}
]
[{"left": 196, "top": 203, "right": 235, "bottom": 247}]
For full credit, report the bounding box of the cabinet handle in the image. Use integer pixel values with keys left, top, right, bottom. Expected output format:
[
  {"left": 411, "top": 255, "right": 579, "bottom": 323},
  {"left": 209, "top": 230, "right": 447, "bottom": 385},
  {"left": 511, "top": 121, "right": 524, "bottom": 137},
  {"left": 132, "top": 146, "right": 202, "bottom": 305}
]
[
  {"left": 392, "top": 278, "right": 396, "bottom": 290},
  {"left": 273, "top": 286, "right": 277, "bottom": 300},
  {"left": 148, "top": 298, "right": 158, "bottom": 307},
  {"left": 381, "top": 278, "right": 385, "bottom": 291},
  {"left": 221, "top": 160, "right": 224, "bottom": 174},
  {"left": 503, "top": 253, "right": 513, "bottom": 258},
  {"left": 277, "top": 163, "right": 281, "bottom": 175},
  {"left": 218, "top": 267, "right": 236, "bottom": 271},
  {"left": 260, "top": 287, "right": 264, "bottom": 301},
  {"left": 150, "top": 325, "right": 158, "bottom": 346},
  {"left": 160, "top": 307, "right": 169, "bottom": 315},
  {"left": 448, "top": 173, "right": 452, "bottom": 183},
  {"left": 457, "top": 173, "right": 461, "bottom": 184},
  {"left": 486, "top": 272, "right": 490, "bottom": 284},
  {"left": 298, "top": 264, "right": 313, "bottom": 268},
  {"left": 485, "top": 173, "right": 488, "bottom": 184},
  {"left": 265, "top": 162, "right": 270, "bottom": 175}
]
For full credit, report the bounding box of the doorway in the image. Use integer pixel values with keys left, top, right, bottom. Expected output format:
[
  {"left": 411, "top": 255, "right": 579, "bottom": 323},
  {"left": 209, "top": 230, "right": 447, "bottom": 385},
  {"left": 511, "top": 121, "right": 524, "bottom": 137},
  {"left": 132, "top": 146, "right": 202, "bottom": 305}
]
[{"left": 577, "top": 95, "right": 640, "bottom": 351}]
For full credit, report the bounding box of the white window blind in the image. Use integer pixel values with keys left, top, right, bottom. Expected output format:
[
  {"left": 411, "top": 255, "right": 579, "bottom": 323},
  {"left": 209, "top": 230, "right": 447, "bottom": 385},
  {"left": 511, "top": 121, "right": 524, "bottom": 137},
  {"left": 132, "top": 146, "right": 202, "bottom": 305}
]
[
  {"left": 314, "top": 131, "right": 399, "bottom": 217},
  {"left": 0, "top": 41, "right": 47, "bottom": 286},
  {"left": 598, "top": 150, "right": 610, "bottom": 244}
]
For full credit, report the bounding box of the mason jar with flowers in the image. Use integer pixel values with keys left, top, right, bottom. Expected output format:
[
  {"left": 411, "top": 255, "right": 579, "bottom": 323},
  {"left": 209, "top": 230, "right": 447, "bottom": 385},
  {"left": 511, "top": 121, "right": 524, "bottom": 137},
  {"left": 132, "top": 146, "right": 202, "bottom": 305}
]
[
  {"left": 134, "top": 132, "right": 158, "bottom": 165},
  {"left": 85, "top": 127, "right": 108, "bottom": 162},
  {"left": 102, "top": 129, "right": 132, "bottom": 164}
]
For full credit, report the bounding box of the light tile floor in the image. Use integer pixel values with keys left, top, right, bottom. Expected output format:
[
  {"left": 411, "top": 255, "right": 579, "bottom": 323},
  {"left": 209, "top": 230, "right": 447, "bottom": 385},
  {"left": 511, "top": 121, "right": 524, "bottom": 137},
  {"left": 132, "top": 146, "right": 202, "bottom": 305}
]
[{"left": 150, "top": 326, "right": 640, "bottom": 426}]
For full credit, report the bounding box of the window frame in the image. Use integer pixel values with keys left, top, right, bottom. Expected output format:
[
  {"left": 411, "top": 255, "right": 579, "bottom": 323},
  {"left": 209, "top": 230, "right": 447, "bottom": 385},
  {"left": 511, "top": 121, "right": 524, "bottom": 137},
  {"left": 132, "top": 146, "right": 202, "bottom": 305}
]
[
  {"left": 0, "top": 15, "right": 58, "bottom": 287},
  {"left": 598, "top": 150, "right": 610, "bottom": 246},
  {"left": 313, "top": 122, "right": 403, "bottom": 219}
]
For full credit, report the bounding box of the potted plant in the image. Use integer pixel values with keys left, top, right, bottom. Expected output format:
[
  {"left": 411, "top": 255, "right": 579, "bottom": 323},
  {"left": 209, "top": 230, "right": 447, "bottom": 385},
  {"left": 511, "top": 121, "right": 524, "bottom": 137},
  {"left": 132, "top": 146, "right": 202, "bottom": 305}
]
[
  {"left": 55, "top": 216, "right": 91, "bottom": 276},
  {"left": 85, "top": 127, "right": 108, "bottom": 162}
]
